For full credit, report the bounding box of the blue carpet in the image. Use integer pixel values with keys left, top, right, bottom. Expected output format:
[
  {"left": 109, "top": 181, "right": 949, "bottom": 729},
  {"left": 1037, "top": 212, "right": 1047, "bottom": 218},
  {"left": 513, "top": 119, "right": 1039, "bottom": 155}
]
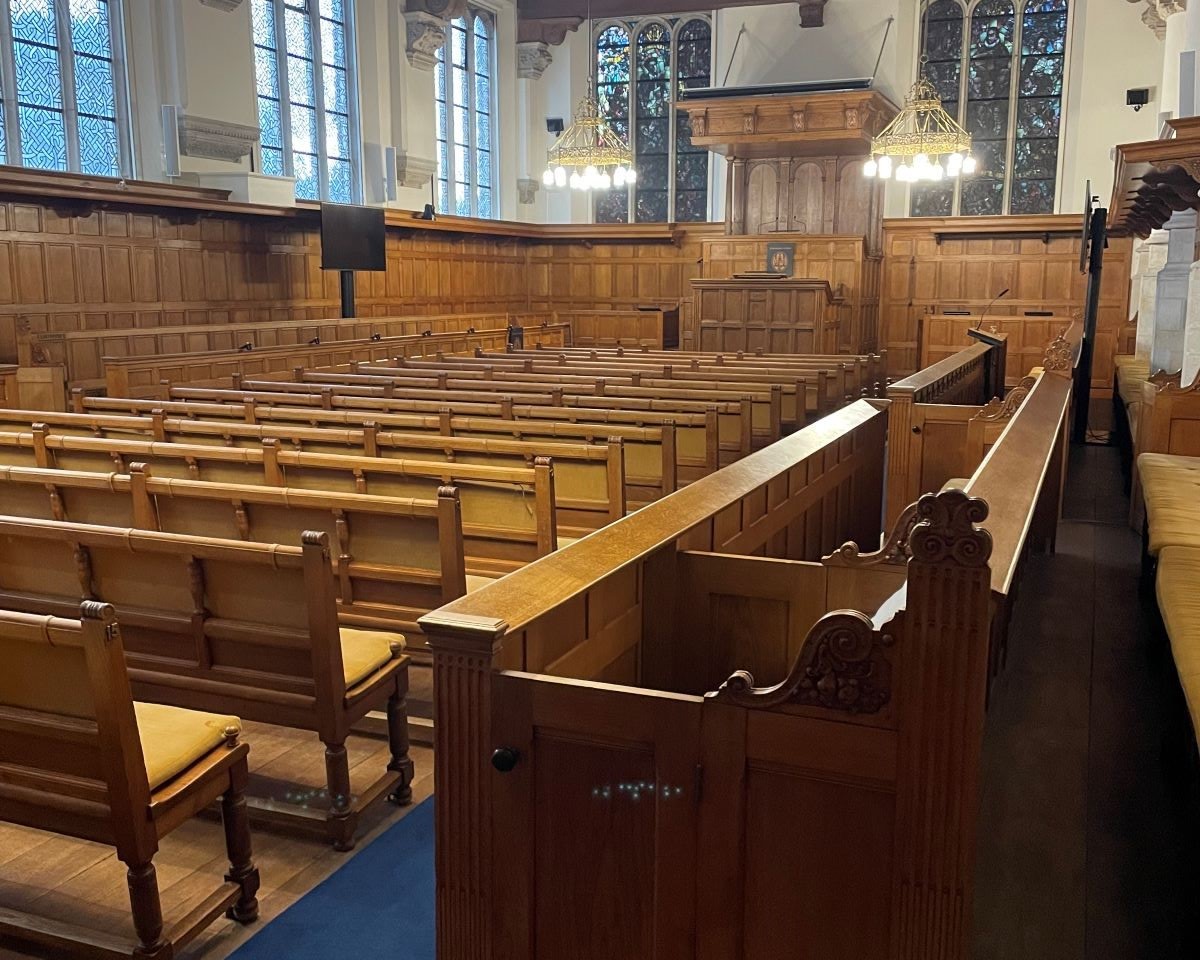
[{"left": 229, "top": 799, "right": 435, "bottom": 959}]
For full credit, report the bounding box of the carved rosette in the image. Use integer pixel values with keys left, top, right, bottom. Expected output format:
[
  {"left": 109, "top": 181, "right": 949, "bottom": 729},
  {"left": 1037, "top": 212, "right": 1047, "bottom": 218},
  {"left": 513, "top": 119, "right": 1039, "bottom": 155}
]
[
  {"left": 714, "top": 611, "right": 894, "bottom": 715},
  {"left": 908, "top": 489, "right": 992, "bottom": 568}
]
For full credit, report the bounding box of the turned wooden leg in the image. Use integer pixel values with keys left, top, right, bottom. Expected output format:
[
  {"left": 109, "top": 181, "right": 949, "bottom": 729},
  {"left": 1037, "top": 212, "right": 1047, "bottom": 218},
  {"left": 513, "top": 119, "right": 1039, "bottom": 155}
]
[
  {"left": 221, "top": 760, "right": 261, "bottom": 923},
  {"left": 126, "top": 861, "right": 168, "bottom": 958},
  {"left": 324, "top": 738, "right": 357, "bottom": 851},
  {"left": 387, "top": 679, "right": 415, "bottom": 806}
]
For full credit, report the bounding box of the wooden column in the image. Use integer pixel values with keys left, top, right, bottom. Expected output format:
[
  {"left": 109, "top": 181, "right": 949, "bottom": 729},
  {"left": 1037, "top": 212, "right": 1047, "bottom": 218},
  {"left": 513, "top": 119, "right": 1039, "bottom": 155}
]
[{"left": 890, "top": 490, "right": 994, "bottom": 960}]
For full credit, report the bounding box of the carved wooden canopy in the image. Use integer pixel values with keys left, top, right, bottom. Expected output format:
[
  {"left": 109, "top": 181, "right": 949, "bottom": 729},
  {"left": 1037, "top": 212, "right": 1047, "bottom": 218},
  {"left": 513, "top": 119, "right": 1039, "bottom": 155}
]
[{"left": 1109, "top": 116, "right": 1200, "bottom": 238}]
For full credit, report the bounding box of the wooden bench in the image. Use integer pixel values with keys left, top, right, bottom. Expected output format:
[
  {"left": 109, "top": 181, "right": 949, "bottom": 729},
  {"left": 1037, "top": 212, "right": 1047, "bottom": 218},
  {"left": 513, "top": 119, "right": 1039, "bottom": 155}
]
[
  {"left": 76, "top": 393, "right": 718, "bottom": 490},
  {"left": 0, "top": 601, "right": 260, "bottom": 959},
  {"left": 20, "top": 312, "right": 518, "bottom": 392},
  {"left": 0, "top": 463, "right": 467, "bottom": 643},
  {"left": 1129, "top": 370, "right": 1200, "bottom": 526},
  {"left": 102, "top": 325, "right": 570, "bottom": 400},
  {"left": 0, "top": 409, "right": 623, "bottom": 539},
  {"left": 417, "top": 358, "right": 1070, "bottom": 960},
  {"left": 0, "top": 518, "right": 414, "bottom": 849},
  {"left": 0, "top": 428, "right": 558, "bottom": 577}
]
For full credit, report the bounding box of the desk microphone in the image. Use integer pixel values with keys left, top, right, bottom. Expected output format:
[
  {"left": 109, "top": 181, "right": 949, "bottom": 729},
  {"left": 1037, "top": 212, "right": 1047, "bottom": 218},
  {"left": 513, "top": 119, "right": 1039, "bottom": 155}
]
[{"left": 976, "top": 288, "right": 1010, "bottom": 330}]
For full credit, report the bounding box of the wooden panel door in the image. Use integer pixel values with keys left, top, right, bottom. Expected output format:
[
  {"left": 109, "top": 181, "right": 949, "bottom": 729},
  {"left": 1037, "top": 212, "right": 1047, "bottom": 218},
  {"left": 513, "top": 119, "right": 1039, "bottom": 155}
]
[{"left": 491, "top": 672, "right": 703, "bottom": 960}]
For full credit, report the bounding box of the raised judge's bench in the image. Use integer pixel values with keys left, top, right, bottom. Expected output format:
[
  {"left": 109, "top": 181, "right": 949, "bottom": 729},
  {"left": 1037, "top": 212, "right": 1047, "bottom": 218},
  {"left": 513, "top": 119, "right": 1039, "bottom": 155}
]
[{"left": 690, "top": 276, "right": 842, "bottom": 354}]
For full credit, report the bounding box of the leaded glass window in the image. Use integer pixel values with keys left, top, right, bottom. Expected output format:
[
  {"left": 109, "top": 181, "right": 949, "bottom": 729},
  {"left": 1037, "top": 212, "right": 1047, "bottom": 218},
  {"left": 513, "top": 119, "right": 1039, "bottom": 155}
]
[
  {"left": 252, "top": 0, "right": 359, "bottom": 203},
  {"left": 0, "top": 0, "right": 130, "bottom": 177},
  {"left": 434, "top": 9, "right": 495, "bottom": 218},
  {"left": 910, "top": 0, "right": 1068, "bottom": 217},
  {"left": 594, "top": 15, "right": 711, "bottom": 224}
]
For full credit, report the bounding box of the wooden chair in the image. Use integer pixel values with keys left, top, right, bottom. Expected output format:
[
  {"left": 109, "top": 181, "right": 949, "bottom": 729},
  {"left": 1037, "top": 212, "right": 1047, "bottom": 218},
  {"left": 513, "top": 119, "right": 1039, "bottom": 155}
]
[
  {"left": 0, "top": 601, "right": 260, "bottom": 959},
  {"left": 0, "top": 518, "right": 414, "bottom": 849}
]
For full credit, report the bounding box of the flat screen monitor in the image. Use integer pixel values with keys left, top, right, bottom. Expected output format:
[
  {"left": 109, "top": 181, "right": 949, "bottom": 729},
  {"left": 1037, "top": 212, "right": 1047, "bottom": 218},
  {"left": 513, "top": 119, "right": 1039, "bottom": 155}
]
[{"left": 320, "top": 203, "right": 386, "bottom": 272}]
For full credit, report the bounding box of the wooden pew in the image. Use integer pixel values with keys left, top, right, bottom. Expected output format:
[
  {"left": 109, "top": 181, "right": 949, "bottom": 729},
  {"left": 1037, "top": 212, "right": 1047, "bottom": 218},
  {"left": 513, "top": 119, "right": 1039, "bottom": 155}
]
[
  {"left": 0, "top": 463, "right": 467, "bottom": 643},
  {"left": 884, "top": 334, "right": 1013, "bottom": 524},
  {"left": 0, "top": 601, "right": 260, "bottom": 959},
  {"left": 417, "top": 362, "right": 1071, "bottom": 960},
  {"left": 20, "top": 312, "right": 517, "bottom": 392},
  {"left": 1128, "top": 370, "right": 1200, "bottom": 528},
  {"left": 0, "top": 518, "right": 414, "bottom": 849},
  {"left": 0, "top": 409, "right": 623, "bottom": 539},
  {"left": 102, "top": 325, "right": 570, "bottom": 400},
  {"left": 76, "top": 393, "right": 718, "bottom": 489},
  {"left": 0, "top": 429, "right": 559, "bottom": 577}
]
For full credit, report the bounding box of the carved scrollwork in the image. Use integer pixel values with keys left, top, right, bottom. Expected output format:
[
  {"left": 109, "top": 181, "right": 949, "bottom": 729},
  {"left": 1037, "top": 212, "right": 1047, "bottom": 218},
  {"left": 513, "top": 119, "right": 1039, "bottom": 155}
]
[
  {"left": 828, "top": 501, "right": 919, "bottom": 567},
  {"left": 974, "top": 375, "right": 1037, "bottom": 423},
  {"left": 713, "top": 611, "right": 893, "bottom": 715},
  {"left": 1151, "top": 368, "right": 1200, "bottom": 393},
  {"left": 1043, "top": 328, "right": 1074, "bottom": 372},
  {"left": 908, "top": 489, "right": 992, "bottom": 568}
]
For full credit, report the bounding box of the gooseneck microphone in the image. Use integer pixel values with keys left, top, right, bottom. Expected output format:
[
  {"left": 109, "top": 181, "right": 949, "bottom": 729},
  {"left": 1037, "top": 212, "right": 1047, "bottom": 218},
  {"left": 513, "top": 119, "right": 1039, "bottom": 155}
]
[{"left": 976, "top": 288, "right": 1010, "bottom": 330}]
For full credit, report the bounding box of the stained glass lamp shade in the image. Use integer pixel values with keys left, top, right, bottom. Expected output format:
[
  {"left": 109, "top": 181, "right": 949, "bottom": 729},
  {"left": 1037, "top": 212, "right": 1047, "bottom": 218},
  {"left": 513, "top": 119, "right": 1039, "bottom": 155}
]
[
  {"left": 543, "top": 87, "right": 636, "bottom": 192},
  {"left": 864, "top": 75, "right": 975, "bottom": 184}
]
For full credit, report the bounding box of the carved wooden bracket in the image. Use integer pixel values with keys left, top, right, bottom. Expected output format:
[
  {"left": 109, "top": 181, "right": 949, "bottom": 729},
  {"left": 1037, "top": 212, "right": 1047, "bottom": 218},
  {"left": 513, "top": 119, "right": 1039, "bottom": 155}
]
[
  {"left": 908, "top": 489, "right": 992, "bottom": 568},
  {"left": 827, "top": 500, "right": 919, "bottom": 567}
]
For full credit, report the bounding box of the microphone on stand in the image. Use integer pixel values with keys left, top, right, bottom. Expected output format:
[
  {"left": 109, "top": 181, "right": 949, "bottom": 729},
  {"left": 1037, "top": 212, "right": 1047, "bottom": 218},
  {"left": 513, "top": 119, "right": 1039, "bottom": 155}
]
[{"left": 976, "top": 288, "right": 1010, "bottom": 330}]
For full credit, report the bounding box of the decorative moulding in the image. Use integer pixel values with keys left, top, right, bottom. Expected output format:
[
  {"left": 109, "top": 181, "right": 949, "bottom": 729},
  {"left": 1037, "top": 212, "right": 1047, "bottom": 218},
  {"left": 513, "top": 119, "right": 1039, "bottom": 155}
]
[
  {"left": 396, "top": 150, "right": 437, "bottom": 189},
  {"left": 517, "top": 41, "right": 553, "bottom": 80},
  {"left": 1129, "top": 0, "right": 1187, "bottom": 37},
  {"left": 177, "top": 114, "right": 259, "bottom": 163},
  {"left": 517, "top": 178, "right": 539, "bottom": 205},
  {"left": 198, "top": 0, "right": 245, "bottom": 10},
  {"left": 405, "top": 11, "right": 447, "bottom": 71},
  {"left": 517, "top": 16, "right": 583, "bottom": 47}
]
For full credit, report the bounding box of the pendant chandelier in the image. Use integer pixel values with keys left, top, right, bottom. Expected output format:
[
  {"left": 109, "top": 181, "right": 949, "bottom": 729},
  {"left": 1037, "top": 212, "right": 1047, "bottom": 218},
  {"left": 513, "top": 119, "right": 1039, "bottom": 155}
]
[
  {"left": 863, "top": 70, "right": 975, "bottom": 184},
  {"left": 541, "top": 0, "right": 635, "bottom": 192}
]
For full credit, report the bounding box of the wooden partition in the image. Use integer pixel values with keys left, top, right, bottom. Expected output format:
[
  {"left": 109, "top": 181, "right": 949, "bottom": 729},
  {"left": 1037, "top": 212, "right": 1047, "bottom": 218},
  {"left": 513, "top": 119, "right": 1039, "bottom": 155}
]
[
  {"left": 885, "top": 335, "right": 1008, "bottom": 523},
  {"left": 919, "top": 311, "right": 1072, "bottom": 388},
  {"left": 419, "top": 401, "right": 888, "bottom": 960},
  {"left": 690, "top": 277, "right": 842, "bottom": 354},
  {"left": 557, "top": 309, "right": 671, "bottom": 349},
  {"left": 420, "top": 358, "right": 1073, "bottom": 960}
]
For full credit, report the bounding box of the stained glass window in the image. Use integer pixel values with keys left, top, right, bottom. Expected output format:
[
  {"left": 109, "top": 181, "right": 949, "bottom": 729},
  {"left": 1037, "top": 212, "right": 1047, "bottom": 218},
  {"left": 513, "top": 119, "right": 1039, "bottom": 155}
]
[
  {"left": 594, "top": 15, "right": 711, "bottom": 224},
  {"left": 251, "top": 0, "right": 359, "bottom": 203},
  {"left": 0, "top": 0, "right": 129, "bottom": 176},
  {"left": 910, "top": 0, "right": 1068, "bottom": 217},
  {"left": 434, "top": 8, "right": 496, "bottom": 218}
]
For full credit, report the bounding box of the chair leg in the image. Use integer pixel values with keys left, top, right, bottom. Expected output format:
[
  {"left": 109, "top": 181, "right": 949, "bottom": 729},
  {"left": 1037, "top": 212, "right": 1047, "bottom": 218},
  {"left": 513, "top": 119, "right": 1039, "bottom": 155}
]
[
  {"left": 324, "top": 738, "right": 358, "bottom": 851},
  {"left": 387, "top": 678, "right": 415, "bottom": 807},
  {"left": 221, "top": 759, "right": 261, "bottom": 924},
  {"left": 126, "top": 860, "right": 168, "bottom": 959}
]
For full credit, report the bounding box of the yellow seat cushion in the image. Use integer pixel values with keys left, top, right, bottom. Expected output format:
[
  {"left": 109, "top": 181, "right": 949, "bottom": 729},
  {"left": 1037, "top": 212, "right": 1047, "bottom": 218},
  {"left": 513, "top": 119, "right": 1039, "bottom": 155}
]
[
  {"left": 1116, "top": 357, "right": 1151, "bottom": 410},
  {"left": 340, "top": 627, "right": 405, "bottom": 688},
  {"left": 1157, "top": 546, "right": 1200, "bottom": 741},
  {"left": 134, "top": 702, "right": 241, "bottom": 791},
  {"left": 466, "top": 574, "right": 498, "bottom": 593},
  {"left": 1138, "top": 454, "right": 1200, "bottom": 555}
]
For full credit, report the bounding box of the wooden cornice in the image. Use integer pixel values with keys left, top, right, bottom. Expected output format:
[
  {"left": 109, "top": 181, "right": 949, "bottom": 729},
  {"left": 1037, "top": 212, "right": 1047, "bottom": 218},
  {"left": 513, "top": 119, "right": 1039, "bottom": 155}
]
[
  {"left": 0, "top": 165, "right": 725, "bottom": 244},
  {"left": 517, "top": 0, "right": 825, "bottom": 21},
  {"left": 1108, "top": 116, "right": 1200, "bottom": 238},
  {"left": 680, "top": 89, "right": 898, "bottom": 160}
]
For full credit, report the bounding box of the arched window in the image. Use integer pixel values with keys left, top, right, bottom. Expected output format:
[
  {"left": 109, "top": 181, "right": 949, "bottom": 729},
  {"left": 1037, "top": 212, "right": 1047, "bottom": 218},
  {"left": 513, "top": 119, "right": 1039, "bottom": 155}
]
[
  {"left": 0, "top": 0, "right": 131, "bottom": 177},
  {"left": 594, "top": 15, "right": 711, "bottom": 224},
  {"left": 435, "top": 9, "right": 495, "bottom": 218},
  {"left": 252, "top": 0, "right": 360, "bottom": 203},
  {"left": 910, "top": 0, "right": 1068, "bottom": 217}
]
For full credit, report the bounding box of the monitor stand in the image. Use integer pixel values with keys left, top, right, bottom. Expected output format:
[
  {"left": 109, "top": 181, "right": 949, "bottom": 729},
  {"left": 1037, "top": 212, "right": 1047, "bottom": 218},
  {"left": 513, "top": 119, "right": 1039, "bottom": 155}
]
[{"left": 340, "top": 270, "right": 356, "bottom": 319}]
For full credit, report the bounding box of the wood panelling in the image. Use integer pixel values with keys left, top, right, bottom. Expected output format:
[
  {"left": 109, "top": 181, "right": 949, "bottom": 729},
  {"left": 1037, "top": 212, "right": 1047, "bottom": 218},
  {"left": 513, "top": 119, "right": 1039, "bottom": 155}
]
[{"left": 881, "top": 215, "right": 1133, "bottom": 392}]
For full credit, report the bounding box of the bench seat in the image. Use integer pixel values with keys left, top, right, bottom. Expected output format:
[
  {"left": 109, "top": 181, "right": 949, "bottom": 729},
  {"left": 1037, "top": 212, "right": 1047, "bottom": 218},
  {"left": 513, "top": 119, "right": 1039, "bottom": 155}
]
[
  {"left": 1158, "top": 545, "right": 1200, "bottom": 740},
  {"left": 133, "top": 701, "right": 241, "bottom": 789},
  {"left": 1138, "top": 453, "right": 1200, "bottom": 555},
  {"left": 340, "top": 627, "right": 405, "bottom": 687},
  {"left": 1115, "top": 354, "right": 1150, "bottom": 406}
]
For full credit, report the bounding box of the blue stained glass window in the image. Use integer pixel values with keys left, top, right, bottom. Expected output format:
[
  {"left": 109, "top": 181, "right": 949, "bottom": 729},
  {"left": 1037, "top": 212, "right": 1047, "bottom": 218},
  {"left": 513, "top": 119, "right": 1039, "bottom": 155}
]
[
  {"left": 249, "top": 0, "right": 359, "bottom": 202},
  {"left": 433, "top": 8, "right": 496, "bottom": 217},
  {"left": 594, "top": 16, "right": 712, "bottom": 224},
  {"left": 0, "top": 0, "right": 129, "bottom": 175},
  {"left": 911, "top": 0, "right": 1068, "bottom": 216}
]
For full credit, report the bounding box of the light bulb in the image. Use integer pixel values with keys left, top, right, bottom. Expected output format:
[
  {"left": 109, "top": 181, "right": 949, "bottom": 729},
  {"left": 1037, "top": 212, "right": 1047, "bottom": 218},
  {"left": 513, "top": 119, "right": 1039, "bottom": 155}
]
[
  {"left": 626, "top": 168, "right": 637, "bottom": 183},
  {"left": 896, "top": 163, "right": 910, "bottom": 182},
  {"left": 948, "top": 152, "right": 963, "bottom": 170},
  {"left": 614, "top": 167, "right": 627, "bottom": 187},
  {"left": 877, "top": 155, "right": 892, "bottom": 177},
  {"left": 542, "top": 169, "right": 555, "bottom": 187},
  {"left": 554, "top": 166, "right": 567, "bottom": 187},
  {"left": 585, "top": 165, "right": 598, "bottom": 180},
  {"left": 569, "top": 171, "right": 582, "bottom": 189},
  {"left": 962, "top": 155, "right": 977, "bottom": 175},
  {"left": 931, "top": 162, "right": 944, "bottom": 181},
  {"left": 863, "top": 158, "right": 878, "bottom": 178},
  {"left": 915, "top": 153, "right": 929, "bottom": 169},
  {"left": 878, "top": 163, "right": 892, "bottom": 180},
  {"left": 600, "top": 172, "right": 612, "bottom": 189}
]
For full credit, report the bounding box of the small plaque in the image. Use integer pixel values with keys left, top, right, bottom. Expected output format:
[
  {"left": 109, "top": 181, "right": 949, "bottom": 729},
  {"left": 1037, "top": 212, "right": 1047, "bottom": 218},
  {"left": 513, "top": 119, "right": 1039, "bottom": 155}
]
[{"left": 765, "top": 242, "right": 795, "bottom": 276}]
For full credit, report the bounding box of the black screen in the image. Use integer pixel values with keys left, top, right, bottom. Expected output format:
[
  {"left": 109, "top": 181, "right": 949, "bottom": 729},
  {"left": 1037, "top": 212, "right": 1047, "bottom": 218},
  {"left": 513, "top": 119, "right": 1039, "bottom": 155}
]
[{"left": 320, "top": 203, "right": 386, "bottom": 272}]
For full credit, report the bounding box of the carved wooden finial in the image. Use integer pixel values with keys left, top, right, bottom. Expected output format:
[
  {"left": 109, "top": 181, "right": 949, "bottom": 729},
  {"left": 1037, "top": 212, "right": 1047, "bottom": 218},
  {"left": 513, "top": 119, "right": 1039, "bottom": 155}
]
[
  {"left": 712, "top": 611, "right": 893, "bottom": 715},
  {"left": 1042, "top": 329, "right": 1074, "bottom": 372},
  {"left": 908, "top": 489, "right": 992, "bottom": 568}
]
